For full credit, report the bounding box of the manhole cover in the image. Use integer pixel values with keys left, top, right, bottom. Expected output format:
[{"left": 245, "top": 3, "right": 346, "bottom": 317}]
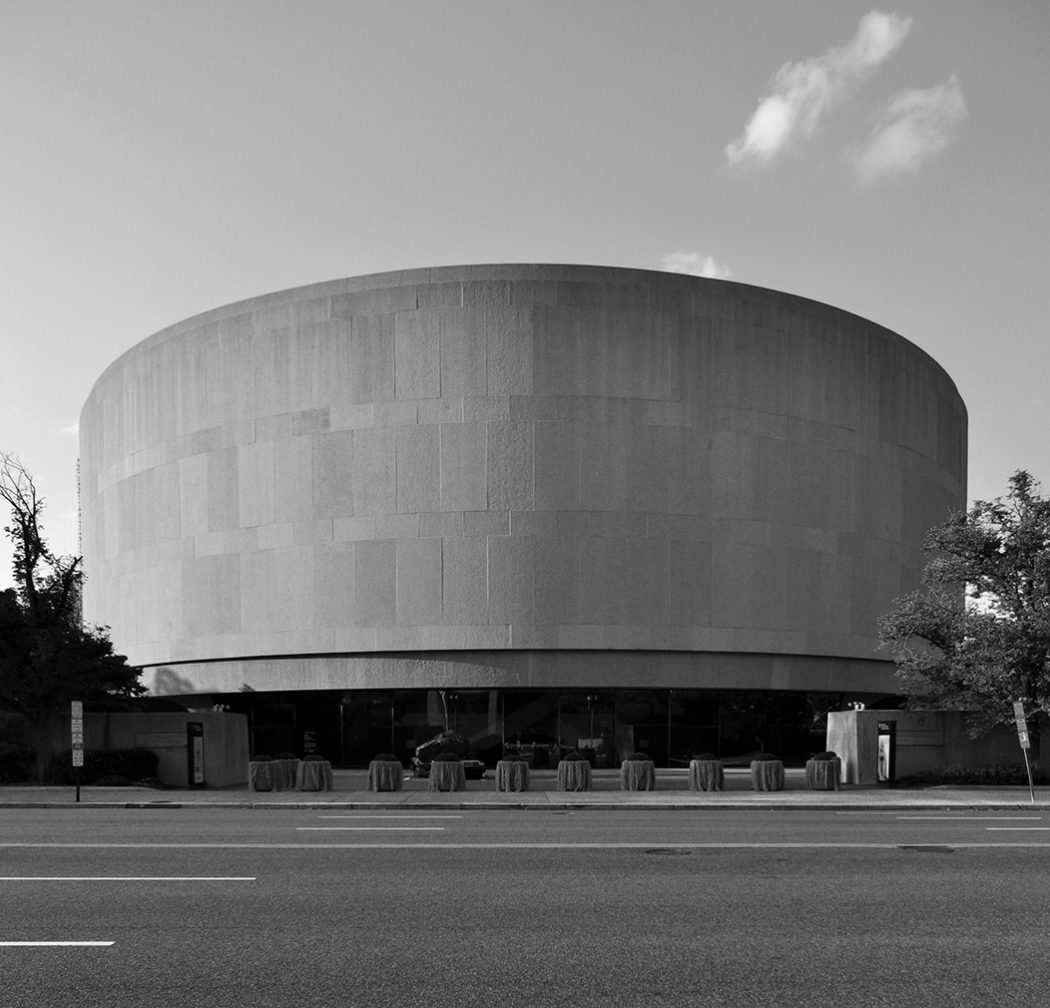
[
  {"left": 898, "top": 845, "right": 955, "bottom": 854},
  {"left": 644, "top": 848, "right": 692, "bottom": 856}
]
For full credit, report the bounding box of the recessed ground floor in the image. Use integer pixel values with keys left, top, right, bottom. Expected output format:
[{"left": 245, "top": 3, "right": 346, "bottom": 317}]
[{"left": 201, "top": 686, "right": 899, "bottom": 768}]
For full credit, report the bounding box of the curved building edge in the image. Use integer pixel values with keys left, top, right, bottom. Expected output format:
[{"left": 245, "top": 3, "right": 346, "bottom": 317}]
[
  {"left": 142, "top": 649, "right": 900, "bottom": 698},
  {"left": 83, "top": 263, "right": 966, "bottom": 405}
]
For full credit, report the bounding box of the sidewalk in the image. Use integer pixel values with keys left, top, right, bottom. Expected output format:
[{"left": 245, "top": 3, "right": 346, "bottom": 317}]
[{"left": 3, "top": 767, "right": 1049, "bottom": 810}]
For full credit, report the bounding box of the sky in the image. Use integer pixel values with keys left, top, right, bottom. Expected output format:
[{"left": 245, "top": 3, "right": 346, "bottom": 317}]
[{"left": 2, "top": 0, "right": 1049, "bottom": 588}]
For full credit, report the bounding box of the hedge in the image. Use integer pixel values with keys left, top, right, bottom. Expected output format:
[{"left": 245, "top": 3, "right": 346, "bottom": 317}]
[
  {"left": 48, "top": 748, "right": 159, "bottom": 785},
  {"left": 894, "top": 763, "right": 1050, "bottom": 787}
]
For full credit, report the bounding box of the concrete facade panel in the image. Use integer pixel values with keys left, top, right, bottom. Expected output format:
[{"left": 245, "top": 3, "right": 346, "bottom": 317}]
[
  {"left": 439, "top": 307, "right": 487, "bottom": 398},
  {"left": 80, "top": 264, "right": 966, "bottom": 699},
  {"left": 311, "top": 431, "right": 354, "bottom": 520},
  {"left": 353, "top": 539, "right": 396, "bottom": 626},
  {"left": 350, "top": 426, "right": 396, "bottom": 516},
  {"left": 533, "top": 422, "right": 580, "bottom": 510},
  {"left": 394, "top": 309, "right": 440, "bottom": 400},
  {"left": 273, "top": 437, "right": 312, "bottom": 523},
  {"left": 396, "top": 537, "right": 442, "bottom": 626},
  {"left": 488, "top": 534, "right": 535, "bottom": 625},
  {"left": 442, "top": 537, "right": 488, "bottom": 626},
  {"left": 312, "top": 541, "right": 355, "bottom": 630},
  {"left": 348, "top": 314, "right": 395, "bottom": 404},
  {"left": 238, "top": 442, "right": 275, "bottom": 529},
  {"left": 486, "top": 306, "right": 534, "bottom": 395},
  {"left": 439, "top": 422, "right": 487, "bottom": 512}
]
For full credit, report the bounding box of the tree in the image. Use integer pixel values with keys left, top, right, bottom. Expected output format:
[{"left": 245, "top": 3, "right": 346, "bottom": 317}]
[
  {"left": 0, "top": 453, "right": 144, "bottom": 779},
  {"left": 878, "top": 470, "right": 1050, "bottom": 750}
]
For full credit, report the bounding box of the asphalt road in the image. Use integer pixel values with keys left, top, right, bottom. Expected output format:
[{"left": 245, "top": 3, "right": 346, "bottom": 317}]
[{"left": 2, "top": 808, "right": 1049, "bottom": 1008}]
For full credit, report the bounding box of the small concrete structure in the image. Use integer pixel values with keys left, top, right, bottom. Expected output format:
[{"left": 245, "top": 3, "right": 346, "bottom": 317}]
[
  {"left": 828, "top": 710, "right": 1023, "bottom": 786},
  {"left": 83, "top": 711, "right": 248, "bottom": 788}
]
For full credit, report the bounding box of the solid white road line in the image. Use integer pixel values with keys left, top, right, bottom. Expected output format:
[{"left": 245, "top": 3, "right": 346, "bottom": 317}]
[
  {"left": 2, "top": 841, "right": 1050, "bottom": 849},
  {"left": 985, "top": 827, "right": 1050, "bottom": 831},
  {"left": 897, "top": 816, "right": 1043, "bottom": 820},
  {"left": 0, "top": 942, "right": 114, "bottom": 947},
  {"left": 295, "top": 827, "right": 445, "bottom": 831},
  {"left": 0, "top": 876, "right": 256, "bottom": 881},
  {"left": 835, "top": 811, "right": 1047, "bottom": 816}
]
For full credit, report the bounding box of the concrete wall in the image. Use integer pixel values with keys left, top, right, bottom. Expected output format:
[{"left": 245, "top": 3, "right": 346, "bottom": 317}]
[
  {"left": 828, "top": 710, "right": 1022, "bottom": 785},
  {"left": 79, "top": 264, "right": 967, "bottom": 694},
  {"left": 85, "top": 712, "right": 249, "bottom": 787}
]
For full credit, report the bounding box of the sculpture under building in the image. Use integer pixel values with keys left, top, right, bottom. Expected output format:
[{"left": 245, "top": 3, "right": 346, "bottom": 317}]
[{"left": 79, "top": 264, "right": 967, "bottom": 765}]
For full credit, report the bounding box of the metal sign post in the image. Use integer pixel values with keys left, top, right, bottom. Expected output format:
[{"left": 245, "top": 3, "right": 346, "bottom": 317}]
[
  {"left": 1013, "top": 701, "right": 1036, "bottom": 804},
  {"left": 70, "top": 700, "right": 84, "bottom": 803}
]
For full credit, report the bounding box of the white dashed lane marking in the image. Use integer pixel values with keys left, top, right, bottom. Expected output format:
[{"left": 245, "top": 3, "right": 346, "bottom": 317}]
[
  {"left": 1, "top": 942, "right": 115, "bottom": 947},
  {"left": 0, "top": 876, "right": 256, "bottom": 881}
]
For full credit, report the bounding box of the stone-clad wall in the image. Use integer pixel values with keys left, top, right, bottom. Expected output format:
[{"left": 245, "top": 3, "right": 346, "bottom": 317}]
[{"left": 80, "top": 265, "right": 966, "bottom": 690}]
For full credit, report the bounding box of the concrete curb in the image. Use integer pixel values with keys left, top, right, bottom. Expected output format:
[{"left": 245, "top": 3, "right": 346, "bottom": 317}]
[{"left": 6, "top": 770, "right": 1049, "bottom": 812}]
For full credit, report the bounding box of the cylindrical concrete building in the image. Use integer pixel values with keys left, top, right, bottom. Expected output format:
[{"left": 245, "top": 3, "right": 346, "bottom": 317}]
[{"left": 80, "top": 264, "right": 966, "bottom": 764}]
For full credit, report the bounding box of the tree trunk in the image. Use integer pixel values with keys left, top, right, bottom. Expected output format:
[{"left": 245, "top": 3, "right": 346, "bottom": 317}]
[{"left": 30, "top": 711, "right": 60, "bottom": 782}]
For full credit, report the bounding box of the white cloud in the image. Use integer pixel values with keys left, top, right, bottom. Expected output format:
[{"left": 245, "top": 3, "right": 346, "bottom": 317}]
[
  {"left": 725, "top": 10, "right": 912, "bottom": 167},
  {"left": 59, "top": 421, "right": 79, "bottom": 436},
  {"left": 848, "top": 75, "right": 967, "bottom": 184},
  {"left": 661, "top": 251, "right": 732, "bottom": 280}
]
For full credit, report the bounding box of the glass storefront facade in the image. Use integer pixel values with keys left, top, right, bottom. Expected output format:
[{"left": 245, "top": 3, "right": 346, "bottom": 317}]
[{"left": 227, "top": 688, "right": 863, "bottom": 768}]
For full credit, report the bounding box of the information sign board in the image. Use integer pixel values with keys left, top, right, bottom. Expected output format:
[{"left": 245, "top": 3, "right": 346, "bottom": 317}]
[
  {"left": 187, "top": 722, "right": 205, "bottom": 786},
  {"left": 1013, "top": 701, "right": 1036, "bottom": 802},
  {"left": 70, "top": 700, "right": 84, "bottom": 768},
  {"left": 1013, "top": 701, "right": 1031, "bottom": 749}
]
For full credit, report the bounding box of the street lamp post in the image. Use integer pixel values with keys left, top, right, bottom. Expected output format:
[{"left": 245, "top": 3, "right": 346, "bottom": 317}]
[
  {"left": 586, "top": 694, "right": 598, "bottom": 739},
  {"left": 372, "top": 696, "right": 395, "bottom": 753}
]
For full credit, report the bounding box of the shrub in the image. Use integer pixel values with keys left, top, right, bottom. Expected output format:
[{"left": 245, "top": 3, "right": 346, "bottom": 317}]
[
  {"left": 627, "top": 753, "right": 653, "bottom": 762},
  {"left": 0, "top": 740, "right": 34, "bottom": 783},
  {"left": 0, "top": 715, "right": 34, "bottom": 783},
  {"left": 372, "top": 753, "right": 401, "bottom": 763},
  {"left": 751, "top": 753, "right": 781, "bottom": 762},
  {"left": 302, "top": 754, "right": 327, "bottom": 762},
  {"left": 432, "top": 750, "right": 461, "bottom": 762},
  {"left": 48, "top": 748, "right": 159, "bottom": 786},
  {"left": 693, "top": 752, "right": 718, "bottom": 761},
  {"left": 250, "top": 754, "right": 273, "bottom": 762},
  {"left": 275, "top": 752, "right": 298, "bottom": 760},
  {"left": 894, "top": 763, "right": 1050, "bottom": 787},
  {"left": 810, "top": 751, "right": 839, "bottom": 762},
  {"left": 561, "top": 750, "right": 585, "bottom": 762}
]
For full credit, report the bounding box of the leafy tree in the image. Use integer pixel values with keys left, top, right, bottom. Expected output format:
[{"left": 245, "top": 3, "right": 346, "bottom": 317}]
[
  {"left": 0, "top": 453, "right": 143, "bottom": 779},
  {"left": 879, "top": 470, "right": 1050, "bottom": 750}
]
